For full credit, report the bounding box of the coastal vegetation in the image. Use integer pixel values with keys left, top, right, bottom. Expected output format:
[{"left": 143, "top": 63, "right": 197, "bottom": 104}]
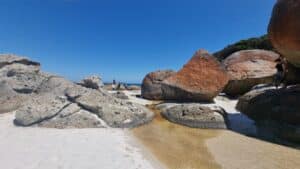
[{"left": 214, "top": 35, "right": 275, "bottom": 61}]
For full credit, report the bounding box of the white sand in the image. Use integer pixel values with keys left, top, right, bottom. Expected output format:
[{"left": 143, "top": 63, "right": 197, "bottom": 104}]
[
  {"left": 0, "top": 112, "right": 158, "bottom": 169},
  {"left": 109, "top": 90, "right": 157, "bottom": 105}
]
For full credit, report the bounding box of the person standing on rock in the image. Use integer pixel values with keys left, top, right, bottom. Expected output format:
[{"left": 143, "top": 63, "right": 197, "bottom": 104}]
[{"left": 274, "top": 56, "right": 288, "bottom": 89}]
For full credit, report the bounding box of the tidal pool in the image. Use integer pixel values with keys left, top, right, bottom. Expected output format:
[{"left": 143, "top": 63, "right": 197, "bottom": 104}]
[{"left": 132, "top": 105, "right": 222, "bottom": 169}]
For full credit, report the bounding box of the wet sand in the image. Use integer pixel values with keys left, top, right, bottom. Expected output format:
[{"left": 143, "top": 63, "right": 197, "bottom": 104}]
[
  {"left": 207, "top": 131, "right": 300, "bottom": 169},
  {"left": 132, "top": 105, "right": 222, "bottom": 169},
  {"left": 132, "top": 104, "right": 300, "bottom": 169}
]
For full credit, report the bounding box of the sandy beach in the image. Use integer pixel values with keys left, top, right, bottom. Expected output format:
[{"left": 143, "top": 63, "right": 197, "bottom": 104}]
[
  {"left": 1, "top": 90, "right": 299, "bottom": 169},
  {"left": 1, "top": 1, "right": 300, "bottom": 168},
  {"left": 131, "top": 92, "right": 300, "bottom": 169},
  {"left": 207, "top": 131, "right": 300, "bottom": 169},
  {"left": 0, "top": 111, "right": 160, "bottom": 169}
]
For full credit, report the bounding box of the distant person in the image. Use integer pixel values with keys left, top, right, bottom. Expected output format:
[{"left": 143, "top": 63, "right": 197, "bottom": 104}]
[
  {"left": 112, "top": 79, "right": 116, "bottom": 90},
  {"left": 117, "top": 83, "right": 121, "bottom": 90},
  {"left": 274, "top": 56, "right": 288, "bottom": 89},
  {"left": 124, "top": 83, "right": 129, "bottom": 90}
]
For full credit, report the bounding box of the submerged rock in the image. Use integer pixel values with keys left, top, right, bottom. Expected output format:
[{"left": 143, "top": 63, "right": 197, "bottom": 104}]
[
  {"left": 223, "top": 49, "right": 279, "bottom": 96},
  {"left": 158, "top": 103, "right": 228, "bottom": 129},
  {"left": 141, "top": 70, "right": 176, "bottom": 100},
  {"left": 268, "top": 0, "right": 300, "bottom": 67},
  {"left": 161, "top": 50, "right": 229, "bottom": 102}
]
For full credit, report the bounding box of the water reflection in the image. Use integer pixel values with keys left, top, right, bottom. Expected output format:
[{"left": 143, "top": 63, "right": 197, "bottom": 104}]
[{"left": 132, "top": 105, "right": 222, "bottom": 169}]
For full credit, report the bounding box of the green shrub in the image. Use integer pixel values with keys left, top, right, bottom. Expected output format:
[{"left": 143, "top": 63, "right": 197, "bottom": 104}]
[{"left": 214, "top": 35, "right": 275, "bottom": 61}]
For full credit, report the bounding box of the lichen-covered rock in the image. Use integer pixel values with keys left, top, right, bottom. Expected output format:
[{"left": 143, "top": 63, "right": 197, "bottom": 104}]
[
  {"left": 141, "top": 70, "right": 176, "bottom": 100},
  {"left": 65, "top": 86, "right": 154, "bottom": 128},
  {"left": 0, "top": 81, "right": 24, "bottom": 113},
  {"left": 35, "top": 76, "right": 75, "bottom": 95},
  {"left": 6, "top": 72, "right": 49, "bottom": 94},
  {"left": 0, "top": 54, "right": 40, "bottom": 69},
  {"left": 0, "top": 63, "right": 40, "bottom": 77},
  {"left": 159, "top": 103, "right": 227, "bottom": 129},
  {"left": 223, "top": 50, "right": 279, "bottom": 96},
  {"left": 112, "top": 91, "right": 129, "bottom": 100},
  {"left": 0, "top": 54, "right": 44, "bottom": 94},
  {"left": 15, "top": 94, "right": 70, "bottom": 126},
  {"left": 1, "top": 54, "right": 154, "bottom": 128},
  {"left": 161, "top": 50, "right": 229, "bottom": 102},
  {"left": 78, "top": 75, "right": 103, "bottom": 89},
  {"left": 38, "top": 109, "right": 106, "bottom": 129}
]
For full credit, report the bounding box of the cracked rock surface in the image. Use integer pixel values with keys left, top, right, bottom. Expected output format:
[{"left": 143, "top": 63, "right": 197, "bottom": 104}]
[{"left": 1, "top": 54, "right": 154, "bottom": 128}]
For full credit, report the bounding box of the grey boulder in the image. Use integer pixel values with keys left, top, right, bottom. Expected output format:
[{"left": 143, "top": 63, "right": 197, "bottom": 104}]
[
  {"left": 159, "top": 103, "right": 228, "bottom": 129},
  {"left": 0, "top": 54, "right": 154, "bottom": 129},
  {"left": 0, "top": 54, "right": 40, "bottom": 69},
  {"left": 112, "top": 91, "right": 129, "bottom": 100},
  {"left": 78, "top": 75, "right": 104, "bottom": 89},
  {"left": 38, "top": 109, "right": 105, "bottom": 129},
  {"left": 0, "top": 81, "right": 24, "bottom": 113},
  {"left": 66, "top": 86, "right": 154, "bottom": 128},
  {"left": 15, "top": 94, "right": 70, "bottom": 126}
]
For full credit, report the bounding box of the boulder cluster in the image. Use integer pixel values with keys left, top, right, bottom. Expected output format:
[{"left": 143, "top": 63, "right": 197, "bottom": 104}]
[
  {"left": 0, "top": 54, "right": 154, "bottom": 128},
  {"left": 233, "top": 0, "right": 300, "bottom": 142},
  {"left": 142, "top": 49, "right": 283, "bottom": 100},
  {"left": 140, "top": 0, "right": 300, "bottom": 141}
]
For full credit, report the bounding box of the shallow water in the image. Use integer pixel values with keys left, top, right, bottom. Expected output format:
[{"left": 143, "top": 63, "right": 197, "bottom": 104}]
[{"left": 132, "top": 105, "right": 222, "bottom": 169}]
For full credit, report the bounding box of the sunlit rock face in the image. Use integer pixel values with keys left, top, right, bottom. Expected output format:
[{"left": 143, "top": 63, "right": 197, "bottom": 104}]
[
  {"left": 0, "top": 54, "right": 154, "bottom": 128},
  {"left": 223, "top": 49, "right": 279, "bottom": 96},
  {"left": 268, "top": 0, "right": 300, "bottom": 67},
  {"left": 161, "top": 49, "right": 229, "bottom": 102}
]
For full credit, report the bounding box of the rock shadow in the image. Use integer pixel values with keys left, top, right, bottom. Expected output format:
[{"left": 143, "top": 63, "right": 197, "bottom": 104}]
[{"left": 227, "top": 113, "right": 300, "bottom": 149}]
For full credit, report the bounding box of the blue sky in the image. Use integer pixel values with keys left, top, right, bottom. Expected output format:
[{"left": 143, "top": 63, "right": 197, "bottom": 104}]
[{"left": 0, "top": 0, "right": 275, "bottom": 83}]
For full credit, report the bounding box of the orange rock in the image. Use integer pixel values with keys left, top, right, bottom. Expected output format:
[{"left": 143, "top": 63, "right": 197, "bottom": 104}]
[
  {"left": 162, "top": 49, "right": 229, "bottom": 102},
  {"left": 268, "top": 0, "right": 300, "bottom": 67}
]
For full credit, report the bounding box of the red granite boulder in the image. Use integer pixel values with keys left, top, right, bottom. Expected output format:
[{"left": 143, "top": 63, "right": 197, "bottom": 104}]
[{"left": 161, "top": 49, "right": 229, "bottom": 102}]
